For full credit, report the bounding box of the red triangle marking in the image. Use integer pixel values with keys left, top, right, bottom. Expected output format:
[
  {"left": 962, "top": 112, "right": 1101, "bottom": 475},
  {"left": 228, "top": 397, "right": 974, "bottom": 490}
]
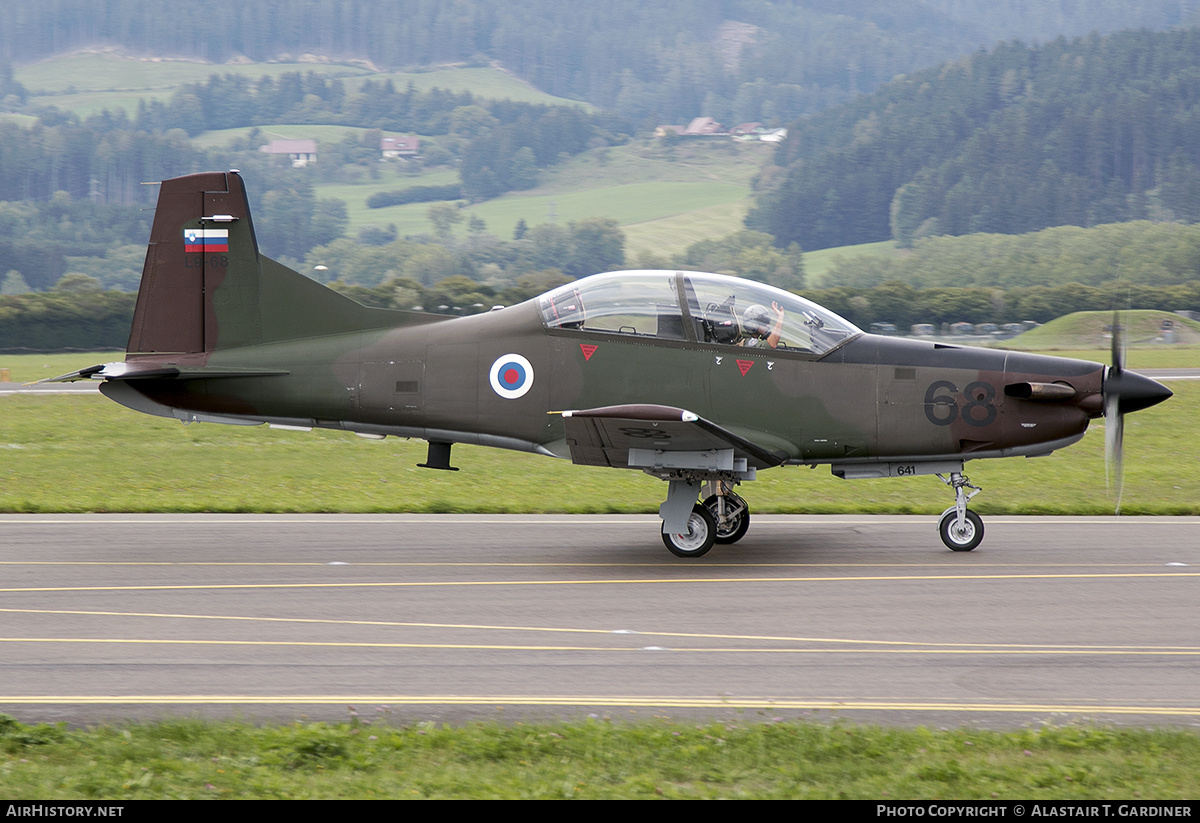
[
  {"left": 736, "top": 359, "right": 754, "bottom": 376},
  {"left": 580, "top": 344, "right": 598, "bottom": 361}
]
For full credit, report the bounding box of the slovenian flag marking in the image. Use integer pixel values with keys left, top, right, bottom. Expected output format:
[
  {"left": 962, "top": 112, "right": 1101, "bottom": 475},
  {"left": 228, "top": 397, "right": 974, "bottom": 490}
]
[{"left": 183, "top": 228, "right": 229, "bottom": 252}]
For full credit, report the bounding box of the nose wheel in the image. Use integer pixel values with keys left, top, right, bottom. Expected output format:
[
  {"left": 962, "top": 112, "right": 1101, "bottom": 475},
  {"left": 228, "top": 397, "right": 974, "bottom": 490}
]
[
  {"left": 938, "top": 508, "right": 983, "bottom": 551},
  {"left": 936, "top": 471, "right": 984, "bottom": 552}
]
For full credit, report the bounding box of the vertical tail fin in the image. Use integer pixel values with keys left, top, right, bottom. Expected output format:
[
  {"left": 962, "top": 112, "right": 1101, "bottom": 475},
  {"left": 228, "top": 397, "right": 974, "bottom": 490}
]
[
  {"left": 128, "top": 171, "right": 413, "bottom": 359},
  {"left": 128, "top": 171, "right": 261, "bottom": 355}
]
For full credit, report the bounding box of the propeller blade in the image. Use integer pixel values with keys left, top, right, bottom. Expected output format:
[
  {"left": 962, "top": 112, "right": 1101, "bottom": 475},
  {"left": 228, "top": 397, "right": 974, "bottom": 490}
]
[
  {"left": 1110, "top": 311, "right": 1125, "bottom": 375},
  {"left": 1101, "top": 312, "right": 1170, "bottom": 515},
  {"left": 1104, "top": 387, "right": 1124, "bottom": 514},
  {"left": 1106, "top": 311, "right": 1126, "bottom": 514}
]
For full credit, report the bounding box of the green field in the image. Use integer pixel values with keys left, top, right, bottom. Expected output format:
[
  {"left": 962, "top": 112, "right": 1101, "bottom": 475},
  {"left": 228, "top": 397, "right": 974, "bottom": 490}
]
[
  {"left": 354, "top": 67, "right": 593, "bottom": 109},
  {"left": 15, "top": 53, "right": 364, "bottom": 95},
  {"left": 311, "top": 169, "right": 461, "bottom": 226},
  {"left": 804, "top": 240, "right": 901, "bottom": 287},
  {"left": 14, "top": 52, "right": 585, "bottom": 117},
  {"left": 1012, "top": 311, "right": 1200, "bottom": 350},
  {"left": 315, "top": 178, "right": 752, "bottom": 242},
  {"left": 339, "top": 141, "right": 773, "bottom": 255},
  {"left": 191, "top": 123, "right": 401, "bottom": 149},
  {"left": 0, "top": 346, "right": 1192, "bottom": 516}
]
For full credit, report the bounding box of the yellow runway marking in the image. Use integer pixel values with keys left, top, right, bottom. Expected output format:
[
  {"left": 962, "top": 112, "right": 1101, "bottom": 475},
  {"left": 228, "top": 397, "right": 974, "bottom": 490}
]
[
  {"left": 0, "top": 694, "right": 1195, "bottom": 716},
  {"left": 3, "top": 571, "right": 1198, "bottom": 594},
  {"left": 3, "top": 607, "right": 1199, "bottom": 652},
  {"left": 4, "top": 637, "right": 1200, "bottom": 655}
]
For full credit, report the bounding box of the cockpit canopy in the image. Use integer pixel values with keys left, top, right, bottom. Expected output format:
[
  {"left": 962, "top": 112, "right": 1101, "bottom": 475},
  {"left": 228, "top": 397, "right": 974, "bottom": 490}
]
[{"left": 539, "top": 270, "right": 861, "bottom": 356}]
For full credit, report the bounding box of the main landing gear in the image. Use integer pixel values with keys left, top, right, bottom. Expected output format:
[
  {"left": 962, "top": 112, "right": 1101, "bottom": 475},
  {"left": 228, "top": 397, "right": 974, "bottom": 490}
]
[
  {"left": 704, "top": 491, "right": 750, "bottom": 544},
  {"left": 658, "top": 469, "right": 987, "bottom": 555},
  {"left": 661, "top": 504, "right": 718, "bottom": 557},
  {"left": 936, "top": 471, "right": 983, "bottom": 551},
  {"left": 660, "top": 480, "right": 751, "bottom": 558}
]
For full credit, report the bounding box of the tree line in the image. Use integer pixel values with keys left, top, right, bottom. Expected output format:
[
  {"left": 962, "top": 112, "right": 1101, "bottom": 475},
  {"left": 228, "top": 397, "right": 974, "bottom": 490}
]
[
  {"left": 11, "top": 274, "right": 1197, "bottom": 352},
  {"left": 9, "top": 218, "right": 1200, "bottom": 349},
  {"left": 808, "top": 220, "right": 1200, "bottom": 328},
  {"left": 806, "top": 281, "right": 1200, "bottom": 331},
  {"left": 307, "top": 213, "right": 627, "bottom": 292},
  {"left": 822, "top": 222, "right": 1200, "bottom": 291},
  {"left": 0, "top": 289, "right": 135, "bottom": 351}
]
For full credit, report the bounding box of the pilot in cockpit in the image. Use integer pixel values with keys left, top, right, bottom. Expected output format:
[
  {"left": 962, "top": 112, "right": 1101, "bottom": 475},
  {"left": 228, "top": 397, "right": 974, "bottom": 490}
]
[{"left": 741, "top": 302, "right": 785, "bottom": 349}]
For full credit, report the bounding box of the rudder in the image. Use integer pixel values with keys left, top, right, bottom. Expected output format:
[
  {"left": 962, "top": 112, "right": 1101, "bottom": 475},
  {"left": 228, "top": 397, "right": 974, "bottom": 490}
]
[{"left": 128, "top": 171, "right": 262, "bottom": 355}]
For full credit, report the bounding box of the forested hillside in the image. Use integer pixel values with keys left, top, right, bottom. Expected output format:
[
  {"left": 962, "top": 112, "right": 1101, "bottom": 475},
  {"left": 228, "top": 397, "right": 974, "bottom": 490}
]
[
  {"left": 2, "top": 0, "right": 1195, "bottom": 126},
  {"left": 749, "top": 28, "right": 1200, "bottom": 250},
  {"left": 6, "top": 0, "right": 1200, "bottom": 346}
]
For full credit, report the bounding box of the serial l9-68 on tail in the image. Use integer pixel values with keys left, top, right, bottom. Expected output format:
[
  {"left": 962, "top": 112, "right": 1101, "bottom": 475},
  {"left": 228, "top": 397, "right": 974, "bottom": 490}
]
[{"left": 53, "top": 171, "right": 1171, "bottom": 556}]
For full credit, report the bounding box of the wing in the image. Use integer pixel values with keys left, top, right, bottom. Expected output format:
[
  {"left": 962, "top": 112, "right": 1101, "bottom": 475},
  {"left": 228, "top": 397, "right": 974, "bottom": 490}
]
[{"left": 561, "top": 404, "right": 787, "bottom": 472}]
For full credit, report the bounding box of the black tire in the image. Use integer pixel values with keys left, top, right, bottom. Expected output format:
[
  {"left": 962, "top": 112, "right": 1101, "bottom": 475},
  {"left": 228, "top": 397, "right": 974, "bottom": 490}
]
[
  {"left": 939, "top": 509, "right": 984, "bottom": 552},
  {"left": 702, "top": 494, "right": 750, "bottom": 545},
  {"left": 662, "top": 504, "right": 717, "bottom": 558}
]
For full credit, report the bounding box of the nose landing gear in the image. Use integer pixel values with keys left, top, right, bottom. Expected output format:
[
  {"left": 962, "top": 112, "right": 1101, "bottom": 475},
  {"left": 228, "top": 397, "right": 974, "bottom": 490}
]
[{"left": 936, "top": 471, "right": 983, "bottom": 551}]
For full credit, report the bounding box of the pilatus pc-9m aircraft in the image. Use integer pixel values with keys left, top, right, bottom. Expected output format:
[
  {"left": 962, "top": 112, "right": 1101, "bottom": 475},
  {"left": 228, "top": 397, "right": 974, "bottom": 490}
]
[{"left": 51, "top": 172, "right": 1171, "bottom": 557}]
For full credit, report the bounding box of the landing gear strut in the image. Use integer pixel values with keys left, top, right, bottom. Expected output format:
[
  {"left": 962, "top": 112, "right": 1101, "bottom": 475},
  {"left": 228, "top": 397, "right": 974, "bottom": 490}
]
[
  {"left": 702, "top": 483, "right": 750, "bottom": 544},
  {"left": 936, "top": 471, "right": 983, "bottom": 551}
]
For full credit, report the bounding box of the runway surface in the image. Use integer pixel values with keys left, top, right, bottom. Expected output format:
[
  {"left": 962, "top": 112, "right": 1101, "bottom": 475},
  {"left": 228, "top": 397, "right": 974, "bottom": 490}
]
[{"left": 2, "top": 513, "right": 1198, "bottom": 728}]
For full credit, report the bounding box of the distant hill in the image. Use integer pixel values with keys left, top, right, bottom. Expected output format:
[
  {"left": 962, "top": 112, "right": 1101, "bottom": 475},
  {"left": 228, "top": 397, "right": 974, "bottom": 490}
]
[
  {"left": 1016, "top": 310, "right": 1200, "bottom": 350},
  {"left": 749, "top": 28, "right": 1200, "bottom": 251},
  {"left": 3, "top": 0, "right": 1197, "bottom": 128}
]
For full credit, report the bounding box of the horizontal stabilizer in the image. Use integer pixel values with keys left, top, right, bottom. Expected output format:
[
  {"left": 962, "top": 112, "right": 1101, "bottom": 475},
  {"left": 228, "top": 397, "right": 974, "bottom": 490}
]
[{"left": 39, "top": 362, "right": 288, "bottom": 383}]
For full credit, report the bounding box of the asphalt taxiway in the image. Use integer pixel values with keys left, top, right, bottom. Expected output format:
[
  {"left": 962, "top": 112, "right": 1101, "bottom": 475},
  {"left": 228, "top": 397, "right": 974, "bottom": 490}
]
[{"left": 1, "top": 513, "right": 1198, "bottom": 728}]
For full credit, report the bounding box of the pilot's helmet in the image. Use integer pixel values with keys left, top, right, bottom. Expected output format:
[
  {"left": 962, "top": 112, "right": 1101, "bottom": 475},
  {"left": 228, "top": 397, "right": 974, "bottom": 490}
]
[{"left": 742, "top": 304, "right": 771, "bottom": 337}]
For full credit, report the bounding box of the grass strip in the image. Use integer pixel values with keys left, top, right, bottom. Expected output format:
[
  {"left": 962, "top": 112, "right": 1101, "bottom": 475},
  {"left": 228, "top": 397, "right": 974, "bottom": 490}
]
[{"left": 3, "top": 713, "right": 1199, "bottom": 799}]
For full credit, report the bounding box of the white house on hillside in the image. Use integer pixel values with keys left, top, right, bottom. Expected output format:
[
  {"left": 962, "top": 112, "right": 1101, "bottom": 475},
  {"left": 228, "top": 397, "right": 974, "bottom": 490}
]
[{"left": 259, "top": 139, "right": 318, "bottom": 167}]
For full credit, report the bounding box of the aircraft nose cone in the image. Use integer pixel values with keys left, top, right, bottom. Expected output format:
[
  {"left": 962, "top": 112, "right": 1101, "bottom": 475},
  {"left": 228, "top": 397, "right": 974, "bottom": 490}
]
[{"left": 1105, "top": 369, "right": 1173, "bottom": 415}]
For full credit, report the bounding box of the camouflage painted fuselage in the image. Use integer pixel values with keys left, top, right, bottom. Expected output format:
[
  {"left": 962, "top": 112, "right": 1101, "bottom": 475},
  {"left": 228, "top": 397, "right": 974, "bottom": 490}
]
[
  {"left": 112, "top": 285, "right": 1107, "bottom": 472},
  {"left": 87, "top": 171, "right": 1143, "bottom": 481}
]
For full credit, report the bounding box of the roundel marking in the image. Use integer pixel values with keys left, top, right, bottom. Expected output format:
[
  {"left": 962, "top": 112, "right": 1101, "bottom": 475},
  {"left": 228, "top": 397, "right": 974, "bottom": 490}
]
[{"left": 489, "top": 353, "right": 534, "bottom": 399}]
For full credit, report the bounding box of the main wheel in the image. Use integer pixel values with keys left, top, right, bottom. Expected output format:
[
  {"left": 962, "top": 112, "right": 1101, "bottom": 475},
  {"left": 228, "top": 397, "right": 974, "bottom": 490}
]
[
  {"left": 939, "top": 509, "right": 984, "bottom": 552},
  {"left": 662, "top": 504, "right": 717, "bottom": 558},
  {"left": 702, "top": 494, "right": 750, "bottom": 545}
]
